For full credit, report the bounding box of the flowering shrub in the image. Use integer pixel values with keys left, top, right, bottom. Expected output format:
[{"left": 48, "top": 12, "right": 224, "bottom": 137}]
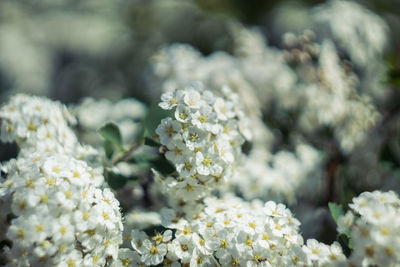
[
  {"left": 154, "top": 84, "right": 250, "bottom": 215},
  {"left": 336, "top": 191, "right": 400, "bottom": 266},
  {"left": 128, "top": 196, "right": 347, "bottom": 266},
  {"left": 0, "top": 0, "right": 400, "bottom": 266},
  {"left": 0, "top": 154, "right": 122, "bottom": 266}
]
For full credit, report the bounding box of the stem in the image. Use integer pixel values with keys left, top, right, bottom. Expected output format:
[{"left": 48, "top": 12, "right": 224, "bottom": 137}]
[{"left": 113, "top": 143, "right": 140, "bottom": 165}]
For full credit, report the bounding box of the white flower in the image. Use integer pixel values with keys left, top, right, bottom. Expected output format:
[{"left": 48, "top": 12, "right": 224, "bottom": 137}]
[
  {"left": 113, "top": 248, "right": 141, "bottom": 267},
  {"left": 170, "top": 235, "right": 195, "bottom": 263},
  {"left": 175, "top": 104, "right": 191, "bottom": 123},
  {"left": 182, "top": 126, "right": 206, "bottom": 151},
  {"left": 156, "top": 117, "right": 182, "bottom": 145},
  {"left": 183, "top": 87, "right": 203, "bottom": 109},
  {"left": 195, "top": 151, "right": 223, "bottom": 176},
  {"left": 175, "top": 155, "right": 196, "bottom": 178},
  {"left": 303, "top": 239, "right": 329, "bottom": 263},
  {"left": 141, "top": 239, "right": 167, "bottom": 265},
  {"left": 213, "top": 97, "right": 235, "bottom": 121},
  {"left": 263, "top": 201, "right": 288, "bottom": 217},
  {"left": 52, "top": 215, "right": 75, "bottom": 244},
  {"left": 151, "top": 230, "right": 173, "bottom": 245},
  {"left": 192, "top": 105, "right": 219, "bottom": 133},
  {"left": 174, "top": 179, "right": 206, "bottom": 201},
  {"left": 56, "top": 249, "right": 83, "bottom": 267},
  {"left": 165, "top": 139, "right": 188, "bottom": 163},
  {"left": 159, "top": 89, "right": 185, "bottom": 110},
  {"left": 131, "top": 229, "right": 149, "bottom": 253},
  {"left": 337, "top": 211, "right": 354, "bottom": 234},
  {"left": 192, "top": 233, "right": 213, "bottom": 255}
]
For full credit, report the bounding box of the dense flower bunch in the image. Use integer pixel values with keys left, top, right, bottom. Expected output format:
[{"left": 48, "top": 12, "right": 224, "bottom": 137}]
[
  {"left": 127, "top": 195, "right": 346, "bottom": 266},
  {"left": 230, "top": 144, "right": 322, "bottom": 203},
  {"left": 0, "top": 94, "right": 104, "bottom": 169},
  {"left": 0, "top": 94, "right": 104, "bottom": 171},
  {"left": 0, "top": 95, "right": 124, "bottom": 266},
  {"left": 154, "top": 83, "right": 250, "bottom": 212},
  {"left": 312, "top": 0, "right": 388, "bottom": 68},
  {"left": 0, "top": 153, "right": 123, "bottom": 266},
  {"left": 151, "top": 40, "right": 278, "bottom": 149},
  {"left": 0, "top": 94, "right": 77, "bottom": 153},
  {"left": 337, "top": 191, "right": 400, "bottom": 266},
  {"left": 291, "top": 38, "right": 380, "bottom": 153}
]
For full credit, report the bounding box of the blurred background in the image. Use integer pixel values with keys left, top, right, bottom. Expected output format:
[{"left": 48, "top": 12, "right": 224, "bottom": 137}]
[
  {"left": 1, "top": 0, "right": 400, "bottom": 244},
  {"left": 0, "top": 0, "right": 399, "bottom": 103}
]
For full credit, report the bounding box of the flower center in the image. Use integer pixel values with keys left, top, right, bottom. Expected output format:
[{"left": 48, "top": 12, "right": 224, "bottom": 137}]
[
  {"left": 202, "top": 157, "right": 212, "bottom": 166},
  {"left": 198, "top": 115, "right": 207, "bottom": 123}
]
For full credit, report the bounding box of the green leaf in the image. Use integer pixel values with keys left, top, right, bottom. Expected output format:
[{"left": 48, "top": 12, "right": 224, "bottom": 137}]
[
  {"left": 348, "top": 237, "right": 354, "bottom": 249},
  {"left": 144, "top": 137, "right": 161, "bottom": 147},
  {"left": 329, "top": 203, "right": 354, "bottom": 252},
  {"left": 129, "top": 153, "right": 158, "bottom": 163},
  {"left": 339, "top": 233, "right": 354, "bottom": 251},
  {"left": 103, "top": 140, "right": 114, "bottom": 159},
  {"left": 106, "top": 171, "right": 128, "bottom": 190},
  {"left": 142, "top": 103, "right": 174, "bottom": 139},
  {"left": 127, "top": 153, "right": 174, "bottom": 174},
  {"left": 128, "top": 153, "right": 158, "bottom": 168},
  {"left": 328, "top": 202, "right": 344, "bottom": 225},
  {"left": 150, "top": 156, "right": 175, "bottom": 176},
  {"left": 98, "top": 123, "right": 123, "bottom": 150}
]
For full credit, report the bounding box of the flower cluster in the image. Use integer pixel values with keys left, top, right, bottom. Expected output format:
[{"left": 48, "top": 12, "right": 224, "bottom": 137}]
[
  {"left": 154, "top": 83, "right": 250, "bottom": 212},
  {"left": 299, "top": 39, "right": 380, "bottom": 153},
  {"left": 0, "top": 94, "right": 103, "bottom": 171},
  {"left": 0, "top": 153, "right": 123, "bottom": 266},
  {"left": 230, "top": 144, "right": 323, "bottom": 203},
  {"left": 312, "top": 0, "right": 388, "bottom": 68},
  {"left": 337, "top": 190, "right": 400, "bottom": 266},
  {"left": 151, "top": 38, "right": 285, "bottom": 148},
  {"left": 302, "top": 239, "right": 347, "bottom": 266},
  {"left": 282, "top": 30, "right": 320, "bottom": 64},
  {"left": 0, "top": 95, "right": 123, "bottom": 266},
  {"left": 0, "top": 94, "right": 77, "bottom": 153},
  {"left": 127, "top": 195, "right": 346, "bottom": 266}
]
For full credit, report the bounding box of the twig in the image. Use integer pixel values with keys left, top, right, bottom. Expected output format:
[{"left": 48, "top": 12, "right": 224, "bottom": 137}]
[{"left": 113, "top": 143, "right": 140, "bottom": 165}]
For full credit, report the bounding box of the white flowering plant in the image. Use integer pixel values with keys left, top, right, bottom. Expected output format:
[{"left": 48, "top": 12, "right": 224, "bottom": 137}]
[{"left": 1, "top": 0, "right": 400, "bottom": 266}]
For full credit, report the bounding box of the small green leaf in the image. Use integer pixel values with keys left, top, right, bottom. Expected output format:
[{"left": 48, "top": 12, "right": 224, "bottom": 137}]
[
  {"left": 150, "top": 156, "right": 175, "bottom": 176},
  {"left": 328, "top": 202, "right": 344, "bottom": 225},
  {"left": 330, "top": 203, "right": 353, "bottom": 252},
  {"left": 348, "top": 237, "right": 354, "bottom": 249},
  {"left": 128, "top": 153, "right": 158, "bottom": 168},
  {"left": 106, "top": 171, "right": 128, "bottom": 190},
  {"left": 142, "top": 103, "right": 174, "bottom": 138},
  {"left": 339, "top": 233, "right": 354, "bottom": 251},
  {"left": 103, "top": 140, "right": 114, "bottom": 159},
  {"left": 144, "top": 137, "right": 161, "bottom": 147},
  {"left": 129, "top": 153, "right": 158, "bottom": 163},
  {"left": 98, "top": 123, "right": 123, "bottom": 150}
]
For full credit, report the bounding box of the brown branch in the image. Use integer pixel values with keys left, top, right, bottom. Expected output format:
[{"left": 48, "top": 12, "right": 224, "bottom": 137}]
[{"left": 112, "top": 143, "right": 140, "bottom": 165}]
